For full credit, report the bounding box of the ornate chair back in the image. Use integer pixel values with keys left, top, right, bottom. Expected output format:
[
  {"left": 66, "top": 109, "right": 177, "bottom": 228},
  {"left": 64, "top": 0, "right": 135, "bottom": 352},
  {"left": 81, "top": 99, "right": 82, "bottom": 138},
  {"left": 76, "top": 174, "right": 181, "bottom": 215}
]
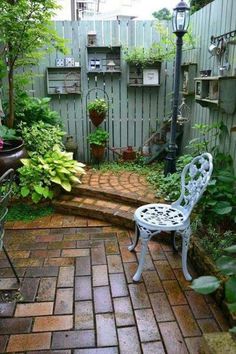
[{"left": 172, "top": 153, "right": 213, "bottom": 218}]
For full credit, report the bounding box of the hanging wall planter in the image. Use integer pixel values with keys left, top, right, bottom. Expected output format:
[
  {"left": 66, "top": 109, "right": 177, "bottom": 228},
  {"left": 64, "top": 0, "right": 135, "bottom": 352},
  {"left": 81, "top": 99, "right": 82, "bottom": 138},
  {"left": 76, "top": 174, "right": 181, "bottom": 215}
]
[
  {"left": 89, "top": 109, "right": 106, "bottom": 127},
  {"left": 87, "top": 98, "right": 108, "bottom": 127}
]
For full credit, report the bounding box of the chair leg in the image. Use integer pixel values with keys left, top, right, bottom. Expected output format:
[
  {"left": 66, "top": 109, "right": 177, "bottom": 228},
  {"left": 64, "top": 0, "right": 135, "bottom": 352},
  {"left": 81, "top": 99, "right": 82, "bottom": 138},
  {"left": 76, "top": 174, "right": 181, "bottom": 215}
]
[
  {"left": 180, "top": 226, "right": 192, "bottom": 281},
  {"left": 172, "top": 231, "right": 178, "bottom": 253},
  {"left": 128, "top": 224, "right": 140, "bottom": 252},
  {"left": 2, "top": 245, "right": 21, "bottom": 285},
  {"left": 132, "top": 234, "right": 149, "bottom": 282}
]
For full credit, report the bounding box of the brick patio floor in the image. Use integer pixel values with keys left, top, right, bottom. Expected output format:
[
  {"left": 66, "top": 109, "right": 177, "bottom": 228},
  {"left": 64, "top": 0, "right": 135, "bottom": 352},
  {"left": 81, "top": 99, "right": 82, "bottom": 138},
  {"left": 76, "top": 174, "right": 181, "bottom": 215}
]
[{"left": 0, "top": 214, "right": 229, "bottom": 354}]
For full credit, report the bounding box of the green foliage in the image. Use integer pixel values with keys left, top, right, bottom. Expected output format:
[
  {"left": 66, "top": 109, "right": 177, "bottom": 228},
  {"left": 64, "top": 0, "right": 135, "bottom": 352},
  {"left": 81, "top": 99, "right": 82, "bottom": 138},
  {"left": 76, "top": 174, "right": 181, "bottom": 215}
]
[
  {"left": 124, "top": 47, "right": 162, "bottom": 68},
  {"left": 0, "top": 0, "right": 67, "bottom": 127},
  {"left": 190, "top": 245, "right": 236, "bottom": 333},
  {"left": 186, "top": 122, "right": 227, "bottom": 155},
  {"left": 0, "top": 0, "right": 67, "bottom": 68},
  {"left": 147, "top": 154, "right": 193, "bottom": 201},
  {"left": 152, "top": 8, "right": 172, "bottom": 21},
  {"left": 124, "top": 23, "right": 195, "bottom": 67},
  {"left": 18, "top": 145, "right": 86, "bottom": 203},
  {"left": 87, "top": 99, "right": 108, "bottom": 115},
  {"left": 19, "top": 121, "right": 65, "bottom": 155},
  {"left": 87, "top": 128, "right": 109, "bottom": 146},
  {"left": 14, "top": 91, "right": 61, "bottom": 127},
  {"left": 0, "top": 126, "right": 19, "bottom": 141},
  {"left": 190, "top": 0, "right": 214, "bottom": 14},
  {"left": 194, "top": 220, "right": 236, "bottom": 260},
  {"left": 6, "top": 203, "right": 54, "bottom": 222},
  {"left": 199, "top": 152, "right": 236, "bottom": 226}
]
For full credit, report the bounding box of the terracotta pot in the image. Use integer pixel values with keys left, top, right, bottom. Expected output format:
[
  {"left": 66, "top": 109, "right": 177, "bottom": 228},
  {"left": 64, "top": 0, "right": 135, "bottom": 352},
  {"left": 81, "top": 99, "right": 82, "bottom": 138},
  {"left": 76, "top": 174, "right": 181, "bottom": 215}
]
[
  {"left": 89, "top": 110, "right": 106, "bottom": 127},
  {"left": 0, "top": 139, "right": 27, "bottom": 176},
  {"left": 90, "top": 144, "right": 105, "bottom": 160}
]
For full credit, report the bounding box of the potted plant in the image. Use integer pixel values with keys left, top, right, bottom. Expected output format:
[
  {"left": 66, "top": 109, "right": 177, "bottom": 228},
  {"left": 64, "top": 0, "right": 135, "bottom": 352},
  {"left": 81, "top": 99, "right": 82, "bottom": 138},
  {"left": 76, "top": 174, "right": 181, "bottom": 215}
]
[
  {"left": 0, "top": 125, "right": 27, "bottom": 175},
  {"left": 87, "top": 99, "right": 108, "bottom": 127},
  {"left": 87, "top": 128, "right": 109, "bottom": 160}
]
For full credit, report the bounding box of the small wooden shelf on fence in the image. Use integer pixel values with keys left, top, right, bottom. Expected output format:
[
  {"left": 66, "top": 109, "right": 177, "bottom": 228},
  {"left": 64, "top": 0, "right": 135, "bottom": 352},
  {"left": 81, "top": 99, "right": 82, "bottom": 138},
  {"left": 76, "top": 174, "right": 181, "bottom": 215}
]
[
  {"left": 46, "top": 67, "right": 81, "bottom": 95},
  {"left": 194, "top": 76, "right": 236, "bottom": 114},
  {"left": 86, "top": 45, "right": 121, "bottom": 73},
  {"left": 181, "top": 63, "right": 197, "bottom": 96},
  {"left": 127, "top": 62, "right": 161, "bottom": 87}
]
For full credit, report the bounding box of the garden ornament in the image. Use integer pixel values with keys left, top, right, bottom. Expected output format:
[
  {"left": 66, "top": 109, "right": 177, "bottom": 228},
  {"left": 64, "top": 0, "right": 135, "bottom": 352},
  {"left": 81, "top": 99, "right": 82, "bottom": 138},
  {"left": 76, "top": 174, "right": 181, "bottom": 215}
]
[{"left": 128, "top": 153, "right": 213, "bottom": 281}]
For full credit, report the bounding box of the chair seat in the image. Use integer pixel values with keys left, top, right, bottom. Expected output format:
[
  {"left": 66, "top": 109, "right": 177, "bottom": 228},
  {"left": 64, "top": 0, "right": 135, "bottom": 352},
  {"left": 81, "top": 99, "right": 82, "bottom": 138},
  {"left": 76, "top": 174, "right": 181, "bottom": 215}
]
[{"left": 134, "top": 203, "right": 187, "bottom": 231}]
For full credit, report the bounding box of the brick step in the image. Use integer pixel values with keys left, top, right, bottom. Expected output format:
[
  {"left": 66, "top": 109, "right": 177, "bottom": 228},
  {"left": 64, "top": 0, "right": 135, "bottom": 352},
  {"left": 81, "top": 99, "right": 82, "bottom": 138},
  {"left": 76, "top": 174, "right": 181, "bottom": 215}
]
[
  {"left": 70, "top": 184, "right": 155, "bottom": 207},
  {"left": 53, "top": 195, "right": 136, "bottom": 229}
]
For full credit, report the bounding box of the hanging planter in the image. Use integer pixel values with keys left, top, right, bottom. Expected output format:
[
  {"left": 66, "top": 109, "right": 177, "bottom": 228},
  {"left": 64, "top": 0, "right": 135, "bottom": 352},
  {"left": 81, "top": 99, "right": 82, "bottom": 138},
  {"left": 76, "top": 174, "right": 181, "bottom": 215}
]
[
  {"left": 87, "top": 99, "right": 108, "bottom": 127},
  {"left": 89, "top": 109, "right": 106, "bottom": 127}
]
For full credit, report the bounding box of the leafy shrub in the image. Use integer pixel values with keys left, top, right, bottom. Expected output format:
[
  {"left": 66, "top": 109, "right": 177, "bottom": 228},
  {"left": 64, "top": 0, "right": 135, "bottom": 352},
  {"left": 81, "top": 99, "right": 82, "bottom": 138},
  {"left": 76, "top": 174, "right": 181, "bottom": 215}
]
[
  {"left": 19, "top": 121, "right": 65, "bottom": 155},
  {"left": 199, "top": 152, "right": 236, "bottom": 227},
  {"left": 147, "top": 154, "right": 193, "bottom": 201},
  {"left": 18, "top": 145, "right": 85, "bottom": 203},
  {"left": 14, "top": 91, "right": 61, "bottom": 126}
]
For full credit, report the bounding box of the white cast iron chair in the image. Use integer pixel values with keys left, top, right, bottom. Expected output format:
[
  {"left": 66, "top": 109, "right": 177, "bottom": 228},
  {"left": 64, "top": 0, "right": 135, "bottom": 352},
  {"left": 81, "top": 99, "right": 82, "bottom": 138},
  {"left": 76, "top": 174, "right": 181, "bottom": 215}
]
[{"left": 128, "top": 153, "right": 213, "bottom": 282}]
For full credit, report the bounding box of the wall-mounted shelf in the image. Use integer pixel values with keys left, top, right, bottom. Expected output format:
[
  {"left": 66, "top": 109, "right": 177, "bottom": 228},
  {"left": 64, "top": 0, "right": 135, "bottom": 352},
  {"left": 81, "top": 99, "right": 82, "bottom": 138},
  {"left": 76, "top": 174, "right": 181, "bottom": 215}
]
[
  {"left": 181, "top": 63, "right": 197, "bottom": 95},
  {"left": 87, "top": 46, "right": 121, "bottom": 73},
  {"left": 46, "top": 67, "right": 81, "bottom": 95},
  {"left": 128, "top": 62, "right": 161, "bottom": 87},
  {"left": 194, "top": 76, "right": 236, "bottom": 114}
]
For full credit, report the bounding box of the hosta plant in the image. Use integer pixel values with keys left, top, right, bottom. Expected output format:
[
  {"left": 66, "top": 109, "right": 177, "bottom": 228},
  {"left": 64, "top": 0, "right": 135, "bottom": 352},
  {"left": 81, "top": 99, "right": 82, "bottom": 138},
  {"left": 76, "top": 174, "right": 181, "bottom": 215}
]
[
  {"left": 18, "top": 145, "right": 85, "bottom": 203},
  {"left": 191, "top": 244, "right": 236, "bottom": 333}
]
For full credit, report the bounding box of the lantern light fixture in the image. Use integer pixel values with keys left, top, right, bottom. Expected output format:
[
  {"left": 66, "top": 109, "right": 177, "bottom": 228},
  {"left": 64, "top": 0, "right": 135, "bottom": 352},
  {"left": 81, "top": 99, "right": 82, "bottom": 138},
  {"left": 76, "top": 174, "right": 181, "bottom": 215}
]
[{"left": 172, "top": 1, "right": 190, "bottom": 34}]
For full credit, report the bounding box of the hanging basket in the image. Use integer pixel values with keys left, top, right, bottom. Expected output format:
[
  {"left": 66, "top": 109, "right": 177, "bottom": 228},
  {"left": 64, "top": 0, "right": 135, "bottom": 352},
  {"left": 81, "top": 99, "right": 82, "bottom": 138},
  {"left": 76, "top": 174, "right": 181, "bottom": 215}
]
[
  {"left": 90, "top": 144, "right": 105, "bottom": 160},
  {"left": 89, "top": 110, "right": 106, "bottom": 127}
]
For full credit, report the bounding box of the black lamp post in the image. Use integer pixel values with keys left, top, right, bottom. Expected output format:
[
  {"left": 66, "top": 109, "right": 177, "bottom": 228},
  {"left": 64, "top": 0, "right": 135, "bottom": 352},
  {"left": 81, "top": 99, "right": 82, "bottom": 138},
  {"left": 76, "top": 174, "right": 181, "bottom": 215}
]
[{"left": 165, "top": 0, "right": 190, "bottom": 175}]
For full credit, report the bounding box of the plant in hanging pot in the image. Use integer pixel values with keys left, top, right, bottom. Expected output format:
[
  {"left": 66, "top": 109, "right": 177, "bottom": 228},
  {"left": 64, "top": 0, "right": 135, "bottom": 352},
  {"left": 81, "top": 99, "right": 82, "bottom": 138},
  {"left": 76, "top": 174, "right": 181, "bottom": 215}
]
[
  {"left": 87, "top": 128, "right": 109, "bottom": 161},
  {"left": 87, "top": 99, "right": 108, "bottom": 127},
  {"left": 0, "top": 125, "right": 27, "bottom": 175}
]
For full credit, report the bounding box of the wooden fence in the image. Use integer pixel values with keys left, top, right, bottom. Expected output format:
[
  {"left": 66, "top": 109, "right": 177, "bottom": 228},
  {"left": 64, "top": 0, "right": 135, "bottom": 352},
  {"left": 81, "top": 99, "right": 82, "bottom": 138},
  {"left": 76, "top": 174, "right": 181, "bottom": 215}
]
[
  {"left": 25, "top": 0, "right": 236, "bottom": 166},
  {"left": 30, "top": 20, "right": 173, "bottom": 162}
]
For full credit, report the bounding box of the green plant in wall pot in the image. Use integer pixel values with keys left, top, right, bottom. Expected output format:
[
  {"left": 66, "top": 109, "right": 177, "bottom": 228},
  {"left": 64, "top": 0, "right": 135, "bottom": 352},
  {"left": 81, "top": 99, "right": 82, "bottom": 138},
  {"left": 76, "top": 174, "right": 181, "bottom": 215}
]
[
  {"left": 190, "top": 244, "right": 236, "bottom": 333},
  {"left": 87, "top": 99, "right": 108, "bottom": 127}
]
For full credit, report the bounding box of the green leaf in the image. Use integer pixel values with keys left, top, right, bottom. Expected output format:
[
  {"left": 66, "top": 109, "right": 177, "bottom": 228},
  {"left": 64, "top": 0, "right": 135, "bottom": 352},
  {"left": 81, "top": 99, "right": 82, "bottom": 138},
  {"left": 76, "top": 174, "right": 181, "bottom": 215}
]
[
  {"left": 190, "top": 276, "right": 220, "bottom": 294},
  {"left": 224, "top": 245, "right": 236, "bottom": 254},
  {"left": 229, "top": 326, "right": 236, "bottom": 333},
  {"left": 61, "top": 180, "right": 72, "bottom": 192},
  {"left": 212, "top": 201, "right": 232, "bottom": 215},
  {"left": 225, "top": 277, "right": 236, "bottom": 303},
  {"left": 216, "top": 256, "right": 236, "bottom": 276},
  {"left": 34, "top": 185, "right": 45, "bottom": 195},
  {"left": 21, "top": 186, "right": 30, "bottom": 197},
  {"left": 51, "top": 176, "right": 61, "bottom": 185},
  {"left": 227, "top": 302, "right": 236, "bottom": 313},
  {"left": 32, "top": 192, "right": 42, "bottom": 204}
]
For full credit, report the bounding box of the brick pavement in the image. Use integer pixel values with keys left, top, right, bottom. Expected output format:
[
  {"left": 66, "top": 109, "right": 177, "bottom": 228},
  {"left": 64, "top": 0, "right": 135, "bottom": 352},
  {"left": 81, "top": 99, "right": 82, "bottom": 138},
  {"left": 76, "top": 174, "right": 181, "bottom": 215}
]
[{"left": 0, "top": 215, "right": 229, "bottom": 353}]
